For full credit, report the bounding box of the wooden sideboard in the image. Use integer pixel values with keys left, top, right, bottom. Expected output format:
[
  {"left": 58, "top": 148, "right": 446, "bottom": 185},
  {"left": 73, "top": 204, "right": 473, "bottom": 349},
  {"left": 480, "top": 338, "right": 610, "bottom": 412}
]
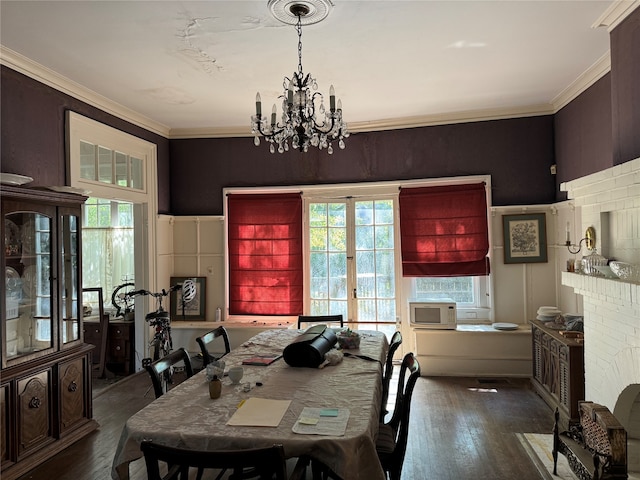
[
  {"left": 530, "top": 319, "right": 585, "bottom": 430},
  {"left": 83, "top": 319, "right": 135, "bottom": 376}
]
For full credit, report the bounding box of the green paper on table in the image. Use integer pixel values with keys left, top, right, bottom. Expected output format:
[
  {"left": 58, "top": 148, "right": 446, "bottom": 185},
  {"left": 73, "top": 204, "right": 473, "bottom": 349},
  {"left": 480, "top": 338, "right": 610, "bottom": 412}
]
[{"left": 320, "top": 408, "right": 339, "bottom": 417}]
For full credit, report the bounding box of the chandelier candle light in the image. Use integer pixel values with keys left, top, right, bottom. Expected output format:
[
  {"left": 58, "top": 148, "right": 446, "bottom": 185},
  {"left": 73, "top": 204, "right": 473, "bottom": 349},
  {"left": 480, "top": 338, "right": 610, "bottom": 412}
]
[{"left": 251, "top": 0, "right": 348, "bottom": 154}]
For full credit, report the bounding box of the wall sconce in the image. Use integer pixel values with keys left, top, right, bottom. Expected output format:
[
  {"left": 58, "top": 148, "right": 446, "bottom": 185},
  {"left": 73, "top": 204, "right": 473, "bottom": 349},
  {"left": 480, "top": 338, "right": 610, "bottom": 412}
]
[{"left": 565, "top": 225, "right": 596, "bottom": 254}]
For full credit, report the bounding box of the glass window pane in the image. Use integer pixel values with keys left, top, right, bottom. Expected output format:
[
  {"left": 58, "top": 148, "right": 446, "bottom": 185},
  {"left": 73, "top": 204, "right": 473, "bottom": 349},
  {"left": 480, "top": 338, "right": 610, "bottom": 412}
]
[
  {"left": 355, "top": 201, "right": 373, "bottom": 225},
  {"left": 355, "top": 225, "right": 373, "bottom": 250},
  {"left": 310, "top": 227, "right": 327, "bottom": 251},
  {"left": 415, "top": 276, "right": 474, "bottom": 303},
  {"left": 130, "top": 156, "right": 143, "bottom": 190},
  {"left": 375, "top": 225, "right": 394, "bottom": 249},
  {"left": 328, "top": 203, "right": 345, "bottom": 227},
  {"left": 115, "top": 151, "right": 128, "bottom": 187},
  {"left": 98, "top": 146, "right": 113, "bottom": 184},
  {"left": 374, "top": 200, "right": 394, "bottom": 224},
  {"left": 309, "top": 203, "right": 327, "bottom": 227},
  {"left": 80, "top": 141, "right": 96, "bottom": 180}
]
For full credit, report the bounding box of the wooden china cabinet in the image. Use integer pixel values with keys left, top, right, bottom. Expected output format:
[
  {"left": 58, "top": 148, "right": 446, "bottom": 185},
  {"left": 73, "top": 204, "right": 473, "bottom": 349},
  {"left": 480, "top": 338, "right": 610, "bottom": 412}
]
[{"left": 1, "top": 185, "right": 98, "bottom": 480}]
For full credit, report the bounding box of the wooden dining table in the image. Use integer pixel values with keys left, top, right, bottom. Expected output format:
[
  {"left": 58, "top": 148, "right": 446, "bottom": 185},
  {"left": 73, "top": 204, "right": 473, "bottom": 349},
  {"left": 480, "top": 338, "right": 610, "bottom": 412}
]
[{"left": 111, "top": 328, "right": 389, "bottom": 480}]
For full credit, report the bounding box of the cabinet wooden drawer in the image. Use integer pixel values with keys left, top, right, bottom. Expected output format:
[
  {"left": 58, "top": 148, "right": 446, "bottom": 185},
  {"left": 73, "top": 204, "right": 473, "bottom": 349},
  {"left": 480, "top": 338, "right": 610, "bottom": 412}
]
[
  {"left": 17, "top": 369, "right": 53, "bottom": 458},
  {"left": 83, "top": 322, "right": 105, "bottom": 345},
  {"left": 109, "top": 340, "right": 128, "bottom": 361},
  {"left": 109, "top": 324, "right": 131, "bottom": 341}
]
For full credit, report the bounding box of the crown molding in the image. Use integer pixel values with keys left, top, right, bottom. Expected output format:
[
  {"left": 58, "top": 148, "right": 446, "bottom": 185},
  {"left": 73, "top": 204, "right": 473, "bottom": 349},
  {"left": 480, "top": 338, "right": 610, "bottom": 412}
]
[
  {"left": 551, "top": 52, "right": 611, "bottom": 112},
  {"left": 0, "top": 45, "right": 171, "bottom": 138},
  {"left": 169, "top": 105, "right": 556, "bottom": 139},
  {"left": 592, "top": 0, "right": 640, "bottom": 31}
]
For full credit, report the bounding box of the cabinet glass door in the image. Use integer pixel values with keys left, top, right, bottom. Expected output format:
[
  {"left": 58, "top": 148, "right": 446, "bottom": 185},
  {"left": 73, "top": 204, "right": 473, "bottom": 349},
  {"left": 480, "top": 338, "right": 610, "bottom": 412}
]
[
  {"left": 61, "top": 214, "right": 80, "bottom": 345},
  {"left": 4, "top": 212, "right": 54, "bottom": 359}
]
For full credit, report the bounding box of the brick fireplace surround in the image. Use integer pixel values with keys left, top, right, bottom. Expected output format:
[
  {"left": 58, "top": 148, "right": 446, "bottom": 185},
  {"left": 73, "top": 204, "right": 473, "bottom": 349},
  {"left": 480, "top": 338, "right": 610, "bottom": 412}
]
[{"left": 561, "top": 157, "right": 640, "bottom": 472}]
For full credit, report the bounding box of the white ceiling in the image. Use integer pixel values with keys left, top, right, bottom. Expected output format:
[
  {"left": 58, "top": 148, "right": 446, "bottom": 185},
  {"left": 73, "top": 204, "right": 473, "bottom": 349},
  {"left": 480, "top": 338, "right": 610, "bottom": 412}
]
[{"left": 1, "top": 1, "right": 636, "bottom": 138}]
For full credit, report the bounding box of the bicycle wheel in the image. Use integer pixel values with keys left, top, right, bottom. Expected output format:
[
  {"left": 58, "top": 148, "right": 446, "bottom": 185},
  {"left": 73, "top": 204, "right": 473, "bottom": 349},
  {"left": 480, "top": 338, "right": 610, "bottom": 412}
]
[{"left": 111, "top": 282, "right": 135, "bottom": 316}]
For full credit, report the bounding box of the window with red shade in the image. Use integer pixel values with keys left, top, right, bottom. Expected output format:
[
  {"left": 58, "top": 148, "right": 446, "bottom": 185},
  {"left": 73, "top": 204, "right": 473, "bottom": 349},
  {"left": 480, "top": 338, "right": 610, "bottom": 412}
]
[
  {"left": 399, "top": 183, "right": 490, "bottom": 277},
  {"left": 227, "top": 193, "right": 303, "bottom": 316}
]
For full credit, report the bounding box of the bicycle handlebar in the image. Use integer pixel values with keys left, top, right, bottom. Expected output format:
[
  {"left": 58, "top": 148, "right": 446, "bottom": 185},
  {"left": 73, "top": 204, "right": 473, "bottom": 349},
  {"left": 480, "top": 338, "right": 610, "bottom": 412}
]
[{"left": 125, "top": 284, "right": 182, "bottom": 298}]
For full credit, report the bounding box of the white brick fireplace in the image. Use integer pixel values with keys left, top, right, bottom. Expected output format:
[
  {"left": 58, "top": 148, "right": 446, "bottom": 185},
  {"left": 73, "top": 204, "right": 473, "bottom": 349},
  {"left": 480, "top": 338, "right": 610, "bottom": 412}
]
[{"left": 561, "top": 157, "right": 640, "bottom": 471}]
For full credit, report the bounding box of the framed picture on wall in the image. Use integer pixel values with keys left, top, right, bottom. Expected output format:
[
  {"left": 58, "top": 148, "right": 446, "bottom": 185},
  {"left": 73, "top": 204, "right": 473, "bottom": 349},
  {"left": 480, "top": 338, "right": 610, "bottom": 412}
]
[
  {"left": 170, "top": 276, "right": 206, "bottom": 320},
  {"left": 502, "top": 213, "right": 548, "bottom": 264}
]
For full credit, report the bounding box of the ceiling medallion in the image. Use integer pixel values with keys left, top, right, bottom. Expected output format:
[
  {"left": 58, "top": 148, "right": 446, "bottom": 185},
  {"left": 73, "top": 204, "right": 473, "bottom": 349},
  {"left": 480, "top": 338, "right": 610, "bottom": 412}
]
[{"left": 251, "top": 0, "right": 348, "bottom": 154}]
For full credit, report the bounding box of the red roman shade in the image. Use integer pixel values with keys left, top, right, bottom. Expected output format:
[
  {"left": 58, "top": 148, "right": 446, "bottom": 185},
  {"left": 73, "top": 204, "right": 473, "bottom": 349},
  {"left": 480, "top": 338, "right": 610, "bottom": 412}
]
[
  {"left": 227, "top": 193, "right": 303, "bottom": 315},
  {"left": 399, "top": 183, "right": 490, "bottom": 277}
]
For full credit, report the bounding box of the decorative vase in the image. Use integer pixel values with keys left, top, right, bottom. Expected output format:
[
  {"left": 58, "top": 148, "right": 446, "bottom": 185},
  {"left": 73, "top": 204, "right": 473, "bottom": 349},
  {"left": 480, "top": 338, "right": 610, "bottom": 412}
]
[{"left": 209, "top": 375, "right": 221, "bottom": 399}]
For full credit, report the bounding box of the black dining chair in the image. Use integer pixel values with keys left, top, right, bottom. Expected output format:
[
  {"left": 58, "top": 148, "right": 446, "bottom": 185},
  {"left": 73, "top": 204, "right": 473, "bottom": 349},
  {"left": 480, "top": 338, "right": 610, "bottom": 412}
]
[
  {"left": 140, "top": 441, "right": 287, "bottom": 480},
  {"left": 297, "top": 314, "right": 344, "bottom": 329},
  {"left": 380, "top": 331, "right": 403, "bottom": 422},
  {"left": 192, "top": 326, "right": 231, "bottom": 371},
  {"left": 376, "top": 352, "right": 421, "bottom": 480},
  {"left": 145, "top": 348, "right": 194, "bottom": 399}
]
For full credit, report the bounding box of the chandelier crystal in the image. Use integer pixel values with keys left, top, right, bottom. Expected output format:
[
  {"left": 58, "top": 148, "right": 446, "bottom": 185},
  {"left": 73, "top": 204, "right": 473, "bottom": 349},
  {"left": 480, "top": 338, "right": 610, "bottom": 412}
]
[{"left": 251, "top": 3, "right": 348, "bottom": 154}]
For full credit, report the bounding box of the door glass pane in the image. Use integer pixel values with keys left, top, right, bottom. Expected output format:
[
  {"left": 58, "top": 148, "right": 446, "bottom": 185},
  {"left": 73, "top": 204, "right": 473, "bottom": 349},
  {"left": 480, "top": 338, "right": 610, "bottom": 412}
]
[
  {"left": 309, "top": 202, "right": 347, "bottom": 316},
  {"left": 61, "top": 214, "right": 80, "bottom": 343},
  {"left": 5, "top": 212, "right": 53, "bottom": 358}
]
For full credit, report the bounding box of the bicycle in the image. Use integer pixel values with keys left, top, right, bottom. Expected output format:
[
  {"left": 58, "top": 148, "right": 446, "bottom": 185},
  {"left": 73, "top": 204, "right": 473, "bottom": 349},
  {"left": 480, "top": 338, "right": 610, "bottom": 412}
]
[
  {"left": 111, "top": 281, "right": 136, "bottom": 319},
  {"left": 126, "top": 279, "right": 196, "bottom": 393}
]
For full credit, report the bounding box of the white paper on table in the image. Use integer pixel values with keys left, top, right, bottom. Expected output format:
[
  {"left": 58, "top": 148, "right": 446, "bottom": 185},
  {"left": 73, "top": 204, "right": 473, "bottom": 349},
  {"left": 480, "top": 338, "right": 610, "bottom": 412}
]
[
  {"left": 226, "top": 397, "right": 291, "bottom": 427},
  {"left": 292, "top": 407, "right": 350, "bottom": 436}
]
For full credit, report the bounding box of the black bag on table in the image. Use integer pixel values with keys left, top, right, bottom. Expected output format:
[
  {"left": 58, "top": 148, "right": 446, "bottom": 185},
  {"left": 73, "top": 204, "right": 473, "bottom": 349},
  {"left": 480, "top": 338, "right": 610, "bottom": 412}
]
[{"left": 283, "top": 324, "right": 338, "bottom": 368}]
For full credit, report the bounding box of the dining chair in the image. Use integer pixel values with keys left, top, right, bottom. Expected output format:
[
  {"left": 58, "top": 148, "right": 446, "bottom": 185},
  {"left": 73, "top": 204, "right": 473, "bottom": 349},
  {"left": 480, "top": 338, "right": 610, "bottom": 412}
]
[
  {"left": 380, "top": 331, "right": 403, "bottom": 422},
  {"left": 297, "top": 314, "right": 344, "bottom": 329},
  {"left": 145, "top": 348, "right": 194, "bottom": 399},
  {"left": 140, "top": 441, "right": 287, "bottom": 480},
  {"left": 376, "top": 352, "right": 421, "bottom": 480},
  {"left": 192, "top": 326, "right": 231, "bottom": 371}
]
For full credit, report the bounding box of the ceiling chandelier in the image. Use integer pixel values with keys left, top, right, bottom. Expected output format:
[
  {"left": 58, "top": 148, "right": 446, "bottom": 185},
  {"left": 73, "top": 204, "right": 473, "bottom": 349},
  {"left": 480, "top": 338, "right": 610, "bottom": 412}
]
[{"left": 251, "top": 0, "right": 348, "bottom": 154}]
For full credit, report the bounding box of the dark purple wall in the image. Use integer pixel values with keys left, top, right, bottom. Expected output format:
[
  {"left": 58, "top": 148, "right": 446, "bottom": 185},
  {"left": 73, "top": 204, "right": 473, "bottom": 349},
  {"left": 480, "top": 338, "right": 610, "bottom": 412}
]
[
  {"left": 0, "top": 67, "right": 172, "bottom": 214},
  {"left": 554, "top": 74, "right": 613, "bottom": 200},
  {"left": 611, "top": 8, "right": 640, "bottom": 165},
  {"left": 170, "top": 116, "right": 556, "bottom": 215}
]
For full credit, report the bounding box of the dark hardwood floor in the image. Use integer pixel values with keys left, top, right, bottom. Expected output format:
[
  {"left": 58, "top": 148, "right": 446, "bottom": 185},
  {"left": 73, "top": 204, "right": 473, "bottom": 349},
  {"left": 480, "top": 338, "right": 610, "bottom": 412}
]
[{"left": 17, "top": 372, "right": 555, "bottom": 480}]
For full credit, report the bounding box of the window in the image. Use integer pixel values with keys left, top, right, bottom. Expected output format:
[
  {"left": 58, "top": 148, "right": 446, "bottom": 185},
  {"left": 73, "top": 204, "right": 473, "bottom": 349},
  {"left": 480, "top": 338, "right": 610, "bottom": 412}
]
[
  {"left": 227, "top": 193, "right": 303, "bottom": 316},
  {"left": 82, "top": 198, "right": 135, "bottom": 312},
  {"left": 224, "top": 175, "right": 492, "bottom": 327}
]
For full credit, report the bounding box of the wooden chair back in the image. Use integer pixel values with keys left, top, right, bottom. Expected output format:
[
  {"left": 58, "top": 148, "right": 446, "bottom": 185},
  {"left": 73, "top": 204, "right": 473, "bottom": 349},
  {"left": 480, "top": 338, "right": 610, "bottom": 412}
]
[
  {"left": 145, "top": 348, "right": 194, "bottom": 398},
  {"left": 297, "top": 314, "right": 344, "bottom": 329},
  {"left": 380, "top": 331, "right": 403, "bottom": 421},
  {"left": 195, "top": 326, "right": 231, "bottom": 368},
  {"left": 140, "top": 441, "right": 287, "bottom": 480},
  {"left": 377, "top": 352, "right": 421, "bottom": 480}
]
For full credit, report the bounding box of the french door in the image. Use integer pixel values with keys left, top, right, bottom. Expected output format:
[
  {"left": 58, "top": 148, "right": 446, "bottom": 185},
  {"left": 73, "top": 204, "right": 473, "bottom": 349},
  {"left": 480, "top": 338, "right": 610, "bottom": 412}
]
[{"left": 306, "top": 196, "right": 399, "bottom": 334}]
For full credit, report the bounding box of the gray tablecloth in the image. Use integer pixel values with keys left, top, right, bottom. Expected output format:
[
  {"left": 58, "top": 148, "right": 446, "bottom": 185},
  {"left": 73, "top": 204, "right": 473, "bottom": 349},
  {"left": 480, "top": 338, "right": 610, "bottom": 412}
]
[{"left": 112, "top": 329, "right": 389, "bottom": 480}]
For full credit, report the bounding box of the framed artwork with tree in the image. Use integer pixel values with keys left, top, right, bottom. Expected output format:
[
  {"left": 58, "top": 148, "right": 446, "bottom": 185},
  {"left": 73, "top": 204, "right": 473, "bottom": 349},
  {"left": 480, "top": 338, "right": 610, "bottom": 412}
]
[{"left": 502, "top": 213, "right": 548, "bottom": 264}]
